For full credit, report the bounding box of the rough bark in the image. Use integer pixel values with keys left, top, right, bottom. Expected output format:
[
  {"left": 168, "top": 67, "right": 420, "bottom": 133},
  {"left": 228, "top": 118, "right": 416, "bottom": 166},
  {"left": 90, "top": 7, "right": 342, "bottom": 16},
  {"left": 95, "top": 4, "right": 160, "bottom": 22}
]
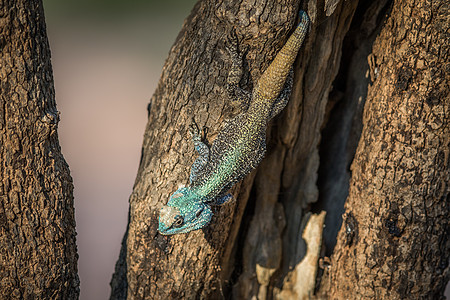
[
  {"left": 0, "top": 0, "right": 79, "bottom": 299},
  {"left": 325, "top": 0, "right": 450, "bottom": 298}
]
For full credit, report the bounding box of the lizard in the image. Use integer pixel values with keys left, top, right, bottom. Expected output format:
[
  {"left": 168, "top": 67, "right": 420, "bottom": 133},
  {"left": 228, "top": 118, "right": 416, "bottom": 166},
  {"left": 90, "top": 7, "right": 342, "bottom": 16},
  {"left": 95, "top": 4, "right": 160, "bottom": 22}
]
[{"left": 158, "top": 10, "right": 310, "bottom": 235}]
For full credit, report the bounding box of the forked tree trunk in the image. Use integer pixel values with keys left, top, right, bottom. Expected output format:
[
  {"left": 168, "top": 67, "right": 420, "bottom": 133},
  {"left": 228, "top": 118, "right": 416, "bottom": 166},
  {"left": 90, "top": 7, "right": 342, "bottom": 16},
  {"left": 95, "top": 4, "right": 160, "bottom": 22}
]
[
  {"left": 323, "top": 0, "right": 449, "bottom": 298},
  {"left": 0, "top": 0, "right": 79, "bottom": 298},
  {"left": 110, "top": 0, "right": 449, "bottom": 299}
]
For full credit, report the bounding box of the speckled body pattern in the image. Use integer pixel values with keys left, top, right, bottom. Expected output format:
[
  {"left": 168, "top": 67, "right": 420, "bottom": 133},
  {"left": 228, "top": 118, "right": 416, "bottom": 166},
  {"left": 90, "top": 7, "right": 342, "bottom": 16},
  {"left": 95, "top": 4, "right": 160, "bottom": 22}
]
[{"left": 158, "top": 11, "right": 310, "bottom": 235}]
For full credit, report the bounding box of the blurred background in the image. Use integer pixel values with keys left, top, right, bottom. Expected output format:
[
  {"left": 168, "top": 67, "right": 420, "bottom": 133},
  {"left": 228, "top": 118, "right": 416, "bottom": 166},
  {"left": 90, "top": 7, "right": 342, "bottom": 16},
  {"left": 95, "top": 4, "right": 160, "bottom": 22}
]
[{"left": 42, "top": 0, "right": 196, "bottom": 299}]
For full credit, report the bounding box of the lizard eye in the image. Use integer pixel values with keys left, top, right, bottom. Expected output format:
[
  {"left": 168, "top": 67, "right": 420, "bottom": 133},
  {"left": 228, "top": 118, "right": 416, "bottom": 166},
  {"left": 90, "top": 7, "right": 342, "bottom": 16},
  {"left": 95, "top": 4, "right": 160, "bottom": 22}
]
[{"left": 173, "top": 215, "right": 184, "bottom": 228}]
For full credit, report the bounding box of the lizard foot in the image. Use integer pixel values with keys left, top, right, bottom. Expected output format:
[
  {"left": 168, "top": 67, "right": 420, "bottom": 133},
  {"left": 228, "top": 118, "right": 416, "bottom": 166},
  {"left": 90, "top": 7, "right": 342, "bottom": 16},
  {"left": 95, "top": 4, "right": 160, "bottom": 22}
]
[
  {"left": 189, "top": 120, "right": 201, "bottom": 140},
  {"left": 225, "top": 29, "right": 251, "bottom": 113},
  {"left": 225, "top": 29, "right": 249, "bottom": 60},
  {"left": 189, "top": 119, "right": 208, "bottom": 141}
]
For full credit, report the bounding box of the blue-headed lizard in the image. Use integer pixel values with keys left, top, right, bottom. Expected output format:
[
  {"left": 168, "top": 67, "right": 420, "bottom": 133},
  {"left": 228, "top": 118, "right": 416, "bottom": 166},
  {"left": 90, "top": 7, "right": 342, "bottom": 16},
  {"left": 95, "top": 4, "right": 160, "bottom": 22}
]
[{"left": 158, "top": 11, "right": 310, "bottom": 235}]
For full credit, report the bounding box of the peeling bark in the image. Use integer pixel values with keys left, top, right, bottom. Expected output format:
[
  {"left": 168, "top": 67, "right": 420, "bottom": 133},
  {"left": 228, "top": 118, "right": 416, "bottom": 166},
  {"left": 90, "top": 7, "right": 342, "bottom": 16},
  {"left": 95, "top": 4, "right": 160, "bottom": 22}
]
[
  {"left": 0, "top": 0, "right": 79, "bottom": 298},
  {"left": 325, "top": 0, "right": 450, "bottom": 298}
]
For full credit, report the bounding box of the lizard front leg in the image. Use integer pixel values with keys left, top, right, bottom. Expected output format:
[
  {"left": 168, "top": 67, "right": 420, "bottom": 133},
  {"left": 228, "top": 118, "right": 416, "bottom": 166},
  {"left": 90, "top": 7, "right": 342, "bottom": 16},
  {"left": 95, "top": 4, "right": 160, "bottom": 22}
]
[
  {"left": 189, "top": 121, "right": 209, "bottom": 184},
  {"left": 210, "top": 193, "right": 233, "bottom": 206},
  {"left": 226, "top": 29, "right": 251, "bottom": 111}
]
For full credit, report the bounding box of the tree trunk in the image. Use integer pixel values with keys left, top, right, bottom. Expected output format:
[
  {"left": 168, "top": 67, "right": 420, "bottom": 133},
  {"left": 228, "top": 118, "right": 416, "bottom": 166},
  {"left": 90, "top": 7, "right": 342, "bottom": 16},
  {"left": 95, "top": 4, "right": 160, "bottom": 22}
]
[
  {"left": 110, "top": 0, "right": 449, "bottom": 299},
  {"left": 323, "top": 0, "right": 450, "bottom": 298},
  {"left": 0, "top": 0, "right": 79, "bottom": 299}
]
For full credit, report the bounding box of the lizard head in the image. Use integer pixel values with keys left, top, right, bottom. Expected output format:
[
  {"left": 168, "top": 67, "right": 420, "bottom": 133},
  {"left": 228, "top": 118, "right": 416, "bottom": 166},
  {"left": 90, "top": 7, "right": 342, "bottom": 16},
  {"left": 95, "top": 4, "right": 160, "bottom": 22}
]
[{"left": 158, "top": 187, "right": 212, "bottom": 235}]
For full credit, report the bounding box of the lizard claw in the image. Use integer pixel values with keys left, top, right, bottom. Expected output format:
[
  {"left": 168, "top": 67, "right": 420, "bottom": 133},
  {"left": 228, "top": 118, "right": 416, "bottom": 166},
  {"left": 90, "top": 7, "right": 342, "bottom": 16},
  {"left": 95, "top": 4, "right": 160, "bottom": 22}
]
[
  {"left": 189, "top": 120, "right": 200, "bottom": 139},
  {"left": 189, "top": 119, "right": 208, "bottom": 142}
]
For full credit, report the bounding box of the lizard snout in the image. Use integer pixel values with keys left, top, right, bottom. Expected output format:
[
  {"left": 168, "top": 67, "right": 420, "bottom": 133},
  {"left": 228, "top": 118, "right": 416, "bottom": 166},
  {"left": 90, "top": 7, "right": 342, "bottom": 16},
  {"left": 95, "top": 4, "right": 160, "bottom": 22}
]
[{"left": 158, "top": 205, "right": 180, "bottom": 229}]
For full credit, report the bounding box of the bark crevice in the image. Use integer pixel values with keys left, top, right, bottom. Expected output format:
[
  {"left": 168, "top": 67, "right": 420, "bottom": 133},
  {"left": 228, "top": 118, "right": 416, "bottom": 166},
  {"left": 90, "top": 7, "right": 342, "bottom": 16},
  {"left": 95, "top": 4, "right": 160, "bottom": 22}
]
[{"left": 315, "top": 0, "right": 390, "bottom": 256}]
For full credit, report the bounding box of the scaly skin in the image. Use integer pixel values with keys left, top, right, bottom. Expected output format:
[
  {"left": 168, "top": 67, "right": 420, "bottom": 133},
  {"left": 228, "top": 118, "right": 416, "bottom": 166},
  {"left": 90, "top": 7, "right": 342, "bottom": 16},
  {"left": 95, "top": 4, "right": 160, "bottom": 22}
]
[{"left": 158, "top": 11, "right": 310, "bottom": 235}]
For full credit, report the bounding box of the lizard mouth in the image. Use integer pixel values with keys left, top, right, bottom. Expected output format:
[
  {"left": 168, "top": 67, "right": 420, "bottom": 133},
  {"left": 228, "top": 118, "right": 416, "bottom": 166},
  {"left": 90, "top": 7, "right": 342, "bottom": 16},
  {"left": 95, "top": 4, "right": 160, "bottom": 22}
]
[{"left": 158, "top": 205, "right": 180, "bottom": 230}]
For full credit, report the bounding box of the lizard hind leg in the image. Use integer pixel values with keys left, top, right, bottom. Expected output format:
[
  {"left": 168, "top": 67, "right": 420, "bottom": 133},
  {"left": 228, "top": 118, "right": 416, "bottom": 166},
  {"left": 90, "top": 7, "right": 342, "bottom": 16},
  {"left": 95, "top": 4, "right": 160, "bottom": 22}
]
[
  {"left": 189, "top": 121, "right": 210, "bottom": 184},
  {"left": 226, "top": 29, "right": 252, "bottom": 111},
  {"left": 269, "top": 68, "right": 294, "bottom": 120}
]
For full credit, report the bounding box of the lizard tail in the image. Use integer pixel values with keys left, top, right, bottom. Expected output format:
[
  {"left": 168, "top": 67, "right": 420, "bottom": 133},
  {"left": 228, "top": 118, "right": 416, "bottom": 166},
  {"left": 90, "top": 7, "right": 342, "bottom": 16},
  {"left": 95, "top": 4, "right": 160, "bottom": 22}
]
[{"left": 255, "top": 11, "right": 310, "bottom": 100}]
